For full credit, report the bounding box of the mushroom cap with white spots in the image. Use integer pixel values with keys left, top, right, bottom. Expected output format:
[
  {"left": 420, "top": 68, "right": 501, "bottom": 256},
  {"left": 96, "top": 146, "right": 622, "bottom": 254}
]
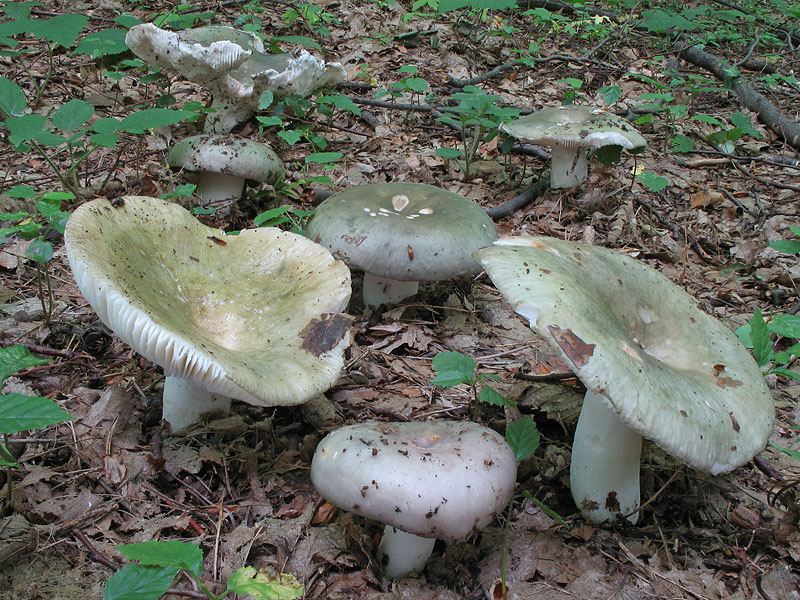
[
  {"left": 305, "top": 183, "right": 499, "bottom": 282},
  {"left": 500, "top": 105, "right": 646, "bottom": 151},
  {"left": 311, "top": 421, "right": 517, "bottom": 542},
  {"left": 65, "top": 196, "right": 352, "bottom": 407},
  {"left": 167, "top": 134, "right": 284, "bottom": 185},
  {"left": 475, "top": 236, "right": 774, "bottom": 475}
]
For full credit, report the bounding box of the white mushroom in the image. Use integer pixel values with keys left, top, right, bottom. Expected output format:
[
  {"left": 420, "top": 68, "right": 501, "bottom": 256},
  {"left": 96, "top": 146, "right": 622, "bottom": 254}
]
[
  {"left": 475, "top": 236, "right": 774, "bottom": 524},
  {"left": 310, "top": 421, "right": 517, "bottom": 577}
]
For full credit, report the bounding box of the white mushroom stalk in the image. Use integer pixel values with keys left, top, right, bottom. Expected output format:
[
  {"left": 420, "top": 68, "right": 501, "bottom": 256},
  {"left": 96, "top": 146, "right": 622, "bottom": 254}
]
[
  {"left": 194, "top": 173, "right": 247, "bottom": 204},
  {"left": 549, "top": 143, "right": 589, "bottom": 189},
  {"left": 305, "top": 183, "right": 498, "bottom": 308},
  {"left": 65, "top": 196, "right": 352, "bottom": 432},
  {"left": 476, "top": 236, "right": 774, "bottom": 525},
  {"left": 311, "top": 421, "right": 517, "bottom": 578}
]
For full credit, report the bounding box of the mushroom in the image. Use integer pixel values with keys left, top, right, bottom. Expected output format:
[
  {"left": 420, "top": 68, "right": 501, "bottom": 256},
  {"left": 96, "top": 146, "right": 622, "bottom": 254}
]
[
  {"left": 475, "top": 236, "right": 774, "bottom": 524},
  {"left": 65, "top": 196, "right": 352, "bottom": 431},
  {"left": 499, "top": 106, "right": 647, "bottom": 189},
  {"left": 166, "top": 134, "right": 284, "bottom": 209},
  {"left": 125, "top": 23, "right": 346, "bottom": 133},
  {"left": 305, "top": 182, "right": 499, "bottom": 307},
  {"left": 310, "top": 421, "right": 517, "bottom": 578}
]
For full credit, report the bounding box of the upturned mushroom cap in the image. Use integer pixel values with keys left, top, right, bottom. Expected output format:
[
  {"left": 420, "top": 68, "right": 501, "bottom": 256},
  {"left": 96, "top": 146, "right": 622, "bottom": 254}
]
[
  {"left": 167, "top": 134, "right": 284, "bottom": 185},
  {"left": 310, "top": 421, "right": 517, "bottom": 542},
  {"left": 305, "top": 183, "right": 499, "bottom": 283},
  {"left": 499, "top": 105, "right": 646, "bottom": 151},
  {"left": 475, "top": 236, "right": 774, "bottom": 475},
  {"left": 65, "top": 196, "right": 353, "bottom": 406},
  {"left": 125, "top": 23, "right": 345, "bottom": 133}
]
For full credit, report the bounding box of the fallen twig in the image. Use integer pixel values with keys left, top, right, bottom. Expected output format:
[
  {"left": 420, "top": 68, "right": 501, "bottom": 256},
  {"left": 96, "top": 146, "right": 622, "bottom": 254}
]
[{"left": 488, "top": 171, "right": 551, "bottom": 219}]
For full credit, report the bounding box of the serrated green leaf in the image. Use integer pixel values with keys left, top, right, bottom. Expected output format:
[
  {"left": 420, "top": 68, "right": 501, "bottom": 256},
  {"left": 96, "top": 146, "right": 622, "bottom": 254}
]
[
  {"left": 118, "top": 540, "right": 203, "bottom": 576},
  {"left": 431, "top": 350, "right": 475, "bottom": 387},
  {"left": 505, "top": 417, "right": 540, "bottom": 462},
  {"left": 73, "top": 28, "right": 129, "bottom": 57},
  {"left": 0, "top": 76, "right": 26, "bottom": 116},
  {"left": 26, "top": 237, "right": 52, "bottom": 262},
  {"left": 0, "top": 393, "right": 72, "bottom": 434},
  {"left": 730, "top": 111, "right": 762, "bottom": 139},
  {"left": 254, "top": 206, "right": 291, "bottom": 227},
  {"left": 637, "top": 171, "right": 669, "bottom": 192},
  {"left": 52, "top": 99, "right": 94, "bottom": 131},
  {"left": 226, "top": 566, "right": 303, "bottom": 599},
  {"left": 598, "top": 85, "right": 621, "bottom": 106},
  {"left": 305, "top": 152, "right": 342, "bottom": 165},
  {"left": 749, "top": 308, "right": 773, "bottom": 367},
  {"left": 103, "top": 564, "right": 179, "bottom": 600},
  {"left": 436, "top": 147, "right": 462, "bottom": 159},
  {"left": 768, "top": 239, "right": 800, "bottom": 255},
  {"left": 767, "top": 314, "right": 800, "bottom": 338},
  {"left": 478, "top": 385, "right": 515, "bottom": 407},
  {"left": 671, "top": 135, "right": 693, "bottom": 153},
  {"left": 0, "top": 345, "right": 51, "bottom": 382},
  {"left": 594, "top": 144, "right": 622, "bottom": 166},
  {"left": 6, "top": 185, "right": 36, "bottom": 199},
  {"left": 5, "top": 113, "right": 46, "bottom": 143}
]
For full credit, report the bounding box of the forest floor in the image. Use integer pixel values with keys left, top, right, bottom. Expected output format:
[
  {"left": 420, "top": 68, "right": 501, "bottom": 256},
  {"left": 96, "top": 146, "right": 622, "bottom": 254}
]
[{"left": 1, "top": 0, "right": 800, "bottom": 598}]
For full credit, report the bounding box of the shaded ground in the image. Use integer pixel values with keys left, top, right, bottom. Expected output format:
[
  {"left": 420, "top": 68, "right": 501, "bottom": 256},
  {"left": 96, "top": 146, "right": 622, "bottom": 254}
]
[{"left": 1, "top": 0, "right": 800, "bottom": 598}]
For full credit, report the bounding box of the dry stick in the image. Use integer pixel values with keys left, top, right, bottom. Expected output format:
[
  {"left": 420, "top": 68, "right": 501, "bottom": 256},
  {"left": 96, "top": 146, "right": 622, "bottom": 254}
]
[
  {"left": 487, "top": 170, "right": 551, "bottom": 219},
  {"left": 72, "top": 528, "right": 121, "bottom": 571}
]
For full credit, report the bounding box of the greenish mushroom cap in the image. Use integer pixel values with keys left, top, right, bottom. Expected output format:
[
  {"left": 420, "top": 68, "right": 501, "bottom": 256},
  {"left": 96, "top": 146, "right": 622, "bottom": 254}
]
[
  {"left": 306, "top": 182, "right": 498, "bottom": 282},
  {"left": 167, "top": 134, "right": 284, "bottom": 185},
  {"left": 500, "top": 105, "right": 646, "bottom": 151},
  {"left": 65, "top": 196, "right": 352, "bottom": 406},
  {"left": 475, "top": 236, "right": 773, "bottom": 475}
]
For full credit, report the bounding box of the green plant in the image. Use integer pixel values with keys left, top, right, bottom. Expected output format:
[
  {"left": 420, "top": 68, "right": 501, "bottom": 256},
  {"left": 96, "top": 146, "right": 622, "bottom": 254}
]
[
  {"left": 431, "top": 350, "right": 539, "bottom": 461},
  {"left": 104, "top": 540, "right": 302, "bottom": 600},
  {"left": 254, "top": 206, "right": 314, "bottom": 234},
  {"left": 0, "top": 345, "right": 73, "bottom": 503},
  {"left": 0, "top": 186, "right": 71, "bottom": 321},
  {"left": 736, "top": 308, "right": 800, "bottom": 381},
  {"left": 283, "top": 3, "right": 338, "bottom": 37},
  {"left": 380, "top": 65, "right": 429, "bottom": 105},
  {"left": 435, "top": 86, "right": 519, "bottom": 179}
]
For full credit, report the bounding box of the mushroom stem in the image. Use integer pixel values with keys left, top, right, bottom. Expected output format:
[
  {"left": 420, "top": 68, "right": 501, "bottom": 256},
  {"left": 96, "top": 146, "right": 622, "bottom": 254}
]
[
  {"left": 378, "top": 525, "right": 436, "bottom": 578},
  {"left": 549, "top": 144, "right": 589, "bottom": 189},
  {"left": 162, "top": 376, "right": 232, "bottom": 432},
  {"left": 196, "top": 172, "right": 247, "bottom": 204},
  {"left": 570, "top": 389, "right": 642, "bottom": 524},
  {"left": 362, "top": 272, "right": 419, "bottom": 307}
]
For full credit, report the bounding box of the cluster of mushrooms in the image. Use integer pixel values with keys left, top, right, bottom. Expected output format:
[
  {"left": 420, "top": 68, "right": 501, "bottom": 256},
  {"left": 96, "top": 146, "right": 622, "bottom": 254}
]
[{"left": 62, "top": 22, "right": 775, "bottom": 581}]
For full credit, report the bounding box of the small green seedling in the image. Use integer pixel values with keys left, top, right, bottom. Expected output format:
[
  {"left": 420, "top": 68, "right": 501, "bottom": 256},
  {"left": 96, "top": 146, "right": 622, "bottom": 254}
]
[
  {"left": 431, "top": 350, "right": 540, "bottom": 461},
  {"left": 104, "top": 540, "right": 302, "bottom": 600},
  {"left": 736, "top": 308, "right": 800, "bottom": 381}
]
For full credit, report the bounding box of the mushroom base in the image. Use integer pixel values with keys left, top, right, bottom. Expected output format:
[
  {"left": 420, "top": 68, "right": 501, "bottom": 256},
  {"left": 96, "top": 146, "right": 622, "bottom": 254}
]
[
  {"left": 362, "top": 273, "right": 419, "bottom": 307},
  {"left": 549, "top": 144, "right": 589, "bottom": 189},
  {"left": 162, "top": 376, "right": 232, "bottom": 432},
  {"left": 378, "top": 525, "right": 436, "bottom": 579},
  {"left": 570, "top": 389, "right": 642, "bottom": 524},
  {"left": 196, "top": 173, "right": 246, "bottom": 206}
]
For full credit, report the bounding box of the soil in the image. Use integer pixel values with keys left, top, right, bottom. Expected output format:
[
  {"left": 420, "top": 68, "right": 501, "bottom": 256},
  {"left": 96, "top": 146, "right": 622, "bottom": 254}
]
[{"left": 1, "top": 1, "right": 799, "bottom": 599}]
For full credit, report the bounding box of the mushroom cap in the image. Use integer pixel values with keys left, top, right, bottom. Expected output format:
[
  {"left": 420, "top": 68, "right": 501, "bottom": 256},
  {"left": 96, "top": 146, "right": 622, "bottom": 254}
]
[
  {"left": 310, "top": 421, "right": 517, "bottom": 542},
  {"left": 167, "top": 134, "right": 284, "bottom": 185},
  {"left": 475, "top": 236, "right": 774, "bottom": 475},
  {"left": 65, "top": 196, "right": 352, "bottom": 407},
  {"left": 177, "top": 25, "right": 264, "bottom": 53},
  {"left": 500, "top": 106, "right": 646, "bottom": 151},
  {"left": 305, "top": 183, "right": 499, "bottom": 282}
]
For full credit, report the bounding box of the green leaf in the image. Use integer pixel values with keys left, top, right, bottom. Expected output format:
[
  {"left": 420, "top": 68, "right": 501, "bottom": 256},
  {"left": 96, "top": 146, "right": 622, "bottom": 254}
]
[
  {"left": 277, "top": 129, "right": 303, "bottom": 145},
  {"left": 0, "top": 345, "right": 50, "bottom": 382},
  {"left": 117, "top": 108, "right": 195, "bottom": 134},
  {"left": 436, "top": 147, "right": 462, "bottom": 159},
  {"left": 637, "top": 171, "right": 669, "bottom": 192},
  {"left": 51, "top": 99, "right": 94, "bottom": 131},
  {"left": 769, "top": 440, "right": 800, "bottom": 461},
  {"left": 729, "top": 111, "right": 762, "bottom": 139},
  {"left": 768, "top": 239, "right": 800, "bottom": 255},
  {"left": 594, "top": 144, "right": 622, "bottom": 166},
  {"left": 305, "top": 152, "right": 342, "bottom": 165},
  {"left": 693, "top": 113, "right": 725, "bottom": 127},
  {"left": 767, "top": 314, "right": 800, "bottom": 338},
  {"left": 257, "top": 116, "right": 284, "bottom": 127},
  {"left": 6, "top": 185, "right": 36, "bottom": 199},
  {"left": 0, "top": 393, "right": 72, "bottom": 434},
  {"left": 0, "top": 76, "right": 26, "bottom": 116},
  {"left": 254, "top": 206, "right": 291, "bottom": 227},
  {"left": 671, "top": 135, "right": 693, "bottom": 153},
  {"left": 505, "top": 417, "right": 540, "bottom": 462},
  {"left": 431, "top": 350, "right": 475, "bottom": 387},
  {"left": 161, "top": 183, "right": 196, "bottom": 200},
  {"left": 769, "top": 366, "right": 800, "bottom": 381},
  {"left": 598, "top": 85, "right": 621, "bottom": 106},
  {"left": 103, "top": 564, "right": 179, "bottom": 600},
  {"left": 5, "top": 113, "right": 46, "bottom": 144},
  {"left": 118, "top": 541, "right": 204, "bottom": 576},
  {"left": 26, "top": 237, "right": 52, "bottom": 263},
  {"left": 226, "top": 566, "right": 303, "bottom": 600},
  {"left": 439, "top": 0, "right": 516, "bottom": 12},
  {"left": 72, "top": 28, "right": 129, "bottom": 57},
  {"left": 749, "top": 308, "right": 773, "bottom": 367},
  {"left": 24, "top": 14, "right": 88, "bottom": 47},
  {"left": 478, "top": 385, "right": 515, "bottom": 407}
]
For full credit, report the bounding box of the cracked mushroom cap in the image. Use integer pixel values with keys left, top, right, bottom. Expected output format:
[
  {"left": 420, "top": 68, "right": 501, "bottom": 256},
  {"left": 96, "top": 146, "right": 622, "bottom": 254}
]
[
  {"left": 65, "top": 196, "right": 352, "bottom": 406},
  {"left": 167, "top": 134, "right": 284, "bottom": 185},
  {"left": 310, "top": 421, "right": 517, "bottom": 542},
  {"left": 305, "top": 183, "right": 498, "bottom": 282},
  {"left": 475, "top": 236, "right": 774, "bottom": 475},
  {"left": 499, "top": 105, "right": 647, "bottom": 151}
]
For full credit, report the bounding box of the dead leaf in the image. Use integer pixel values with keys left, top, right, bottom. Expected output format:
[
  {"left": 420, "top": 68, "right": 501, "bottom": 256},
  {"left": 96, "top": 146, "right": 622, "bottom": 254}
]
[{"left": 691, "top": 190, "right": 725, "bottom": 209}]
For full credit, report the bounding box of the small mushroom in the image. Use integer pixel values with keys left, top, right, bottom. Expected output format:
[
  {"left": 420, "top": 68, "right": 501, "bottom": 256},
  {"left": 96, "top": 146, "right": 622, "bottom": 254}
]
[
  {"left": 305, "top": 182, "right": 498, "bottom": 307},
  {"left": 125, "top": 23, "right": 345, "bottom": 133},
  {"left": 166, "top": 134, "right": 284, "bottom": 209},
  {"left": 475, "top": 236, "right": 774, "bottom": 524},
  {"left": 500, "top": 106, "right": 646, "bottom": 189},
  {"left": 65, "top": 196, "right": 352, "bottom": 431},
  {"left": 310, "top": 421, "right": 517, "bottom": 578}
]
